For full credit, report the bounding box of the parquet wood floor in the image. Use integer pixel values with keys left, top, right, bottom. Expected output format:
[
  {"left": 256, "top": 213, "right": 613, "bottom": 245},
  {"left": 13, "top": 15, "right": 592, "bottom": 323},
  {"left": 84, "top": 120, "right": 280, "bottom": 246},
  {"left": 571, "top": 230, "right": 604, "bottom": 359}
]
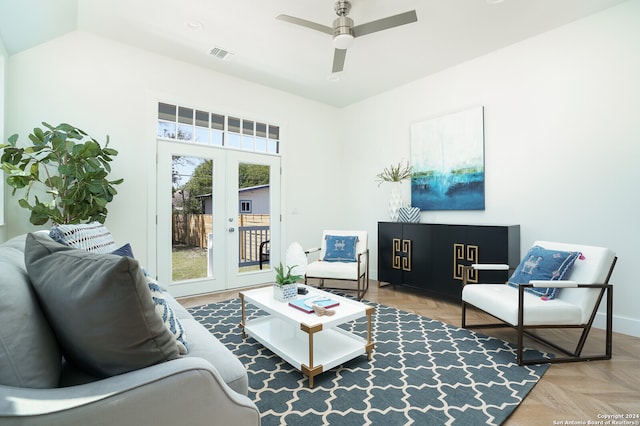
[{"left": 178, "top": 281, "right": 640, "bottom": 425}]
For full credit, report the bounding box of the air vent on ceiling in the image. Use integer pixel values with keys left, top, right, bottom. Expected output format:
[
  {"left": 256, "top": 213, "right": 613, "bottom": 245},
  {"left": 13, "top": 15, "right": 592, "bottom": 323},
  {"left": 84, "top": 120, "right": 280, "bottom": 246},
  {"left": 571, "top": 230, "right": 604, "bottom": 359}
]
[{"left": 209, "top": 47, "right": 234, "bottom": 61}]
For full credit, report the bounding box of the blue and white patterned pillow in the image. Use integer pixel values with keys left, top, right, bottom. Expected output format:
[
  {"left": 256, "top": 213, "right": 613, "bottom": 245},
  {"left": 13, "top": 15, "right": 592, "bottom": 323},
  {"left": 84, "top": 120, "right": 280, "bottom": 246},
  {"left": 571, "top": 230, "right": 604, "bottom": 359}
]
[
  {"left": 323, "top": 235, "right": 358, "bottom": 262},
  {"left": 507, "top": 245, "right": 580, "bottom": 300},
  {"left": 49, "top": 222, "right": 117, "bottom": 254},
  {"left": 144, "top": 273, "right": 189, "bottom": 355}
]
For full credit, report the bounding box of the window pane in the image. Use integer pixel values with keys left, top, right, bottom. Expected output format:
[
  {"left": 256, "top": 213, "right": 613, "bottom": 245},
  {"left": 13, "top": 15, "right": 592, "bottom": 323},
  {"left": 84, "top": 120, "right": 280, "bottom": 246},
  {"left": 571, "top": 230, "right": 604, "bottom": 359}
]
[
  {"left": 267, "top": 140, "right": 279, "bottom": 154},
  {"left": 195, "top": 127, "right": 209, "bottom": 143},
  {"left": 268, "top": 125, "right": 279, "bottom": 140},
  {"left": 195, "top": 110, "right": 209, "bottom": 127},
  {"left": 211, "top": 114, "right": 224, "bottom": 131},
  {"left": 256, "top": 122, "right": 267, "bottom": 138},
  {"left": 158, "top": 121, "right": 176, "bottom": 139},
  {"left": 241, "top": 135, "right": 254, "bottom": 151},
  {"left": 178, "top": 107, "right": 193, "bottom": 125},
  {"left": 255, "top": 137, "right": 267, "bottom": 152},
  {"left": 177, "top": 124, "right": 193, "bottom": 141},
  {"left": 227, "top": 132, "right": 241, "bottom": 149},
  {"left": 242, "top": 120, "right": 254, "bottom": 135},
  {"left": 158, "top": 103, "right": 176, "bottom": 121},
  {"left": 212, "top": 130, "right": 224, "bottom": 146},
  {"left": 228, "top": 117, "right": 241, "bottom": 133}
]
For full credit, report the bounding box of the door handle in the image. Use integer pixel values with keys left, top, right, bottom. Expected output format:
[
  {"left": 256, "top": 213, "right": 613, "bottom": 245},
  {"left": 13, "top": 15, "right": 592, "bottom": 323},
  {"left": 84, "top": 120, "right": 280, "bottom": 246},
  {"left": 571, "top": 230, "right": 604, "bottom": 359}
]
[{"left": 228, "top": 227, "right": 235, "bottom": 233}]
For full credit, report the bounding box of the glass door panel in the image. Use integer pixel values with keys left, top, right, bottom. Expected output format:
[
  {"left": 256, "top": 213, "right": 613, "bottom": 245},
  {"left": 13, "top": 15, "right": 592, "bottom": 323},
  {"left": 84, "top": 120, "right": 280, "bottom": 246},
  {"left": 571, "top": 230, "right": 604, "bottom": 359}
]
[
  {"left": 170, "top": 156, "right": 212, "bottom": 282},
  {"left": 237, "top": 162, "right": 271, "bottom": 274},
  {"left": 225, "top": 151, "right": 280, "bottom": 290}
]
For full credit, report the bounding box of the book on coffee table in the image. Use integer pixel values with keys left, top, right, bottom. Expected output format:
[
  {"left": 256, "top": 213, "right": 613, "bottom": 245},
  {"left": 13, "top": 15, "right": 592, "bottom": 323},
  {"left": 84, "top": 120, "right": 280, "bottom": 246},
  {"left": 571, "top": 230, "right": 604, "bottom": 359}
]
[{"left": 289, "top": 295, "right": 340, "bottom": 313}]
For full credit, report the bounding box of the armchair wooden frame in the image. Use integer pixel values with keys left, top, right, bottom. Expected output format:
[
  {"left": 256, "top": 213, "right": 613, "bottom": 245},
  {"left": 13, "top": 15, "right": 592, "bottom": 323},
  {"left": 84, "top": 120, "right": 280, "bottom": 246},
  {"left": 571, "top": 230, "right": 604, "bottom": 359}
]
[{"left": 461, "top": 257, "right": 617, "bottom": 366}]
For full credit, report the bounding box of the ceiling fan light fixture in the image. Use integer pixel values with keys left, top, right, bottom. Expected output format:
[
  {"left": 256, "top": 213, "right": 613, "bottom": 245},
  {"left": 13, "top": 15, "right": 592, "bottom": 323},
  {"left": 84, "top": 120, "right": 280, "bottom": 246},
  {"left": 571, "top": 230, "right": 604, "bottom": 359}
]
[
  {"left": 333, "top": 15, "right": 354, "bottom": 49},
  {"left": 333, "top": 33, "right": 354, "bottom": 49}
]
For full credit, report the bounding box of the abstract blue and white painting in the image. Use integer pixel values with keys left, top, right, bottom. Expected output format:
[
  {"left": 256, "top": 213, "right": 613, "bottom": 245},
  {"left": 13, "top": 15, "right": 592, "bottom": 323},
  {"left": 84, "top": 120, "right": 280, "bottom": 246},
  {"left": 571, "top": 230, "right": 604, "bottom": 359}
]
[{"left": 410, "top": 106, "right": 485, "bottom": 210}]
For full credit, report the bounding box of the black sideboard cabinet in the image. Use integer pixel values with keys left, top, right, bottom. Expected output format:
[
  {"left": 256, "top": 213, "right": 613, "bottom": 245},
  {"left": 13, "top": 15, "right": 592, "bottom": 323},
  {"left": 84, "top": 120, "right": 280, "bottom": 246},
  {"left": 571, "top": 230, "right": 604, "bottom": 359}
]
[{"left": 378, "top": 222, "right": 520, "bottom": 301}]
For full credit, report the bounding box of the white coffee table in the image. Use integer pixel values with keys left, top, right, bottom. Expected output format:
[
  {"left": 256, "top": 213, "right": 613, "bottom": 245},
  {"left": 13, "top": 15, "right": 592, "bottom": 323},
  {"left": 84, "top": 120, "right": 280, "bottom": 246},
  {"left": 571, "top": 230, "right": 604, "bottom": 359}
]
[{"left": 239, "top": 285, "right": 375, "bottom": 388}]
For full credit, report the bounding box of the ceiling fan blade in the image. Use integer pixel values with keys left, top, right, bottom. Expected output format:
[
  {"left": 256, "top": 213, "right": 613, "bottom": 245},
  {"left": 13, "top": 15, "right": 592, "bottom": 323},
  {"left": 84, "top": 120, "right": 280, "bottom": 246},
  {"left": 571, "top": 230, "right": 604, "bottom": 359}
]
[
  {"left": 332, "top": 48, "right": 347, "bottom": 73},
  {"left": 352, "top": 10, "right": 417, "bottom": 38},
  {"left": 276, "top": 14, "right": 333, "bottom": 35}
]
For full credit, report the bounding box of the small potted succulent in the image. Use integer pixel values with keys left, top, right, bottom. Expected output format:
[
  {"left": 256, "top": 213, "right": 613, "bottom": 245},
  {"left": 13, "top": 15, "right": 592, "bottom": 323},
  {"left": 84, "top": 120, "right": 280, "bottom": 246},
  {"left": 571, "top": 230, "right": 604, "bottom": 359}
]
[{"left": 273, "top": 262, "right": 303, "bottom": 302}]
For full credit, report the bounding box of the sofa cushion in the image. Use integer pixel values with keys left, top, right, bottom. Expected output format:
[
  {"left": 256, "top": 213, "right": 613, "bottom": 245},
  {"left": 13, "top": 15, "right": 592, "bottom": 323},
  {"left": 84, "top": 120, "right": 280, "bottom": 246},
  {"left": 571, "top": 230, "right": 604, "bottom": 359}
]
[
  {"left": 508, "top": 245, "right": 580, "bottom": 299},
  {"left": 49, "top": 222, "right": 117, "bottom": 253},
  {"left": 24, "top": 233, "right": 180, "bottom": 378},
  {"left": 0, "top": 236, "right": 61, "bottom": 388}
]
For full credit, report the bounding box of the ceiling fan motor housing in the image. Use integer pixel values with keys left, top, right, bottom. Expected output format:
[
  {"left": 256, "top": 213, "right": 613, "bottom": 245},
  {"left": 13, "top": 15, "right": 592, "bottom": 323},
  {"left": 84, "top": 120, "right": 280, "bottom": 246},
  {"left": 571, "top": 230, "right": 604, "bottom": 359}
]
[
  {"left": 333, "top": 16, "right": 354, "bottom": 49},
  {"left": 334, "top": 0, "right": 352, "bottom": 17}
]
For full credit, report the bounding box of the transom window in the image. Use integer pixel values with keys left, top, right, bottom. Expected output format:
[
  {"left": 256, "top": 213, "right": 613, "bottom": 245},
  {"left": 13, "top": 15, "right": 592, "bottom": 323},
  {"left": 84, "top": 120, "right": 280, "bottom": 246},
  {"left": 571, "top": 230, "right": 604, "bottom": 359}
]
[{"left": 157, "top": 102, "right": 280, "bottom": 154}]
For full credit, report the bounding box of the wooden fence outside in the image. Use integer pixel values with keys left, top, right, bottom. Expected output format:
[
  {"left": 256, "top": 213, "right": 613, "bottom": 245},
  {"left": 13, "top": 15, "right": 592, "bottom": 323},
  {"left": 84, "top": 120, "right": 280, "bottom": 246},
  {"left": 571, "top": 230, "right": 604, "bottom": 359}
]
[{"left": 172, "top": 214, "right": 270, "bottom": 266}]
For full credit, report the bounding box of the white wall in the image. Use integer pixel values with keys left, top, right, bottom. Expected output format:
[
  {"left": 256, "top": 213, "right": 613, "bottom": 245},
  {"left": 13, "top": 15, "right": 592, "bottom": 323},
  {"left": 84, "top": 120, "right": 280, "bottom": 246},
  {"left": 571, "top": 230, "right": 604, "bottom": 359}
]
[
  {"left": 3, "top": 1, "right": 638, "bottom": 337},
  {"left": 0, "top": 36, "right": 6, "bottom": 240},
  {"left": 4, "top": 31, "right": 343, "bottom": 267},
  {"left": 341, "top": 0, "right": 640, "bottom": 336}
]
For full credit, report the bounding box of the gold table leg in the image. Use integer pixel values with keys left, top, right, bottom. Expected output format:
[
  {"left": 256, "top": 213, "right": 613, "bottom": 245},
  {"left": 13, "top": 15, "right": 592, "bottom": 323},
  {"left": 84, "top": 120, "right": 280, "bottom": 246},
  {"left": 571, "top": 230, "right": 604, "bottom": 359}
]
[
  {"left": 365, "top": 306, "right": 375, "bottom": 359},
  {"left": 300, "top": 323, "right": 323, "bottom": 388},
  {"left": 239, "top": 292, "right": 246, "bottom": 338}
]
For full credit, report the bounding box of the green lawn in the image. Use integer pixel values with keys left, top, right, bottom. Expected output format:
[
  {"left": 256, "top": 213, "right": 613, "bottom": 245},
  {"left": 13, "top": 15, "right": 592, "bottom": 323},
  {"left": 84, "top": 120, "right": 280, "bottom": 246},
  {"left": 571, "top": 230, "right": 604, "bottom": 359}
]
[
  {"left": 172, "top": 243, "right": 265, "bottom": 281},
  {"left": 172, "top": 243, "right": 207, "bottom": 281}
]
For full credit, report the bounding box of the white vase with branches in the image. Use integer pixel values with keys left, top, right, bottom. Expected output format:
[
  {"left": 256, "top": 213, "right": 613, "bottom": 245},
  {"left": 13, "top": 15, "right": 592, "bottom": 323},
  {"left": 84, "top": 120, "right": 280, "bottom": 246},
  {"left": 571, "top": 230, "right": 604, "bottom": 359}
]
[{"left": 376, "top": 161, "right": 412, "bottom": 221}]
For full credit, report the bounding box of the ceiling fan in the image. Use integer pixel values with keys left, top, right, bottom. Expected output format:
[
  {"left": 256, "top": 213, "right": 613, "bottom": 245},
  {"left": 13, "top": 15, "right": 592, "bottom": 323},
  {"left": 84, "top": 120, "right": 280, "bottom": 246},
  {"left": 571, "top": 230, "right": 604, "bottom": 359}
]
[{"left": 277, "top": 0, "right": 418, "bottom": 73}]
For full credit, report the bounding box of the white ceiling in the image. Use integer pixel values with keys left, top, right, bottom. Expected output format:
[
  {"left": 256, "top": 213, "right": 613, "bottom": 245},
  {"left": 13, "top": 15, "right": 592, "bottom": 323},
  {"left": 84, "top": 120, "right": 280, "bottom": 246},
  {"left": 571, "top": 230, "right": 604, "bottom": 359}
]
[{"left": 0, "top": 0, "right": 629, "bottom": 107}]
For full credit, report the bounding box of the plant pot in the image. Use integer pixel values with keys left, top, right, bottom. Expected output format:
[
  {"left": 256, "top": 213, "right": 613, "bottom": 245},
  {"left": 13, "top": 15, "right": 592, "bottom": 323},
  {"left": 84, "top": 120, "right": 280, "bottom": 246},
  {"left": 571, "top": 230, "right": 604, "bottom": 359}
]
[{"left": 273, "top": 283, "right": 297, "bottom": 302}]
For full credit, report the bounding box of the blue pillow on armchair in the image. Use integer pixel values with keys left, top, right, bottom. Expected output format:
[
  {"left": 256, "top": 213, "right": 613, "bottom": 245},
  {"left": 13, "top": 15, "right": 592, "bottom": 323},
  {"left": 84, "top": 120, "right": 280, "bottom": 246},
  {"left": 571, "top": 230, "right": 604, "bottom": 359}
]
[
  {"left": 508, "top": 245, "right": 580, "bottom": 299},
  {"left": 323, "top": 235, "right": 358, "bottom": 262}
]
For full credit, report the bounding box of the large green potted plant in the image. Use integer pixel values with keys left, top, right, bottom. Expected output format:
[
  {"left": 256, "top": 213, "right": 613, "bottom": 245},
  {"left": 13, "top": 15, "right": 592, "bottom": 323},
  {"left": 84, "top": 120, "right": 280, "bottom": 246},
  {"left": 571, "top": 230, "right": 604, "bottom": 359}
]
[{"left": 0, "top": 122, "right": 124, "bottom": 225}]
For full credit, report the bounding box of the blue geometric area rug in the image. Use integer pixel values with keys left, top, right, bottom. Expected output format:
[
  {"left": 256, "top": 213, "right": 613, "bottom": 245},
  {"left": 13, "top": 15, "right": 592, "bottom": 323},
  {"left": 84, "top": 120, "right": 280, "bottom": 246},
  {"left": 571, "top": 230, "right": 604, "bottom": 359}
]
[{"left": 189, "top": 295, "right": 551, "bottom": 426}]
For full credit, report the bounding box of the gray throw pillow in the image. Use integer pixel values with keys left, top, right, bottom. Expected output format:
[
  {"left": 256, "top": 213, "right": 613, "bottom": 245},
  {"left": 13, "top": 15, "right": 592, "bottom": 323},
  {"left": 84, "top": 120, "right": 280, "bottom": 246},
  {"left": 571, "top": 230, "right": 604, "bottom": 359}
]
[
  {"left": 0, "top": 236, "right": 61, "bottom": 388},
  {"left": 24, "top": 233, "right": 180, "bottom": 378}
]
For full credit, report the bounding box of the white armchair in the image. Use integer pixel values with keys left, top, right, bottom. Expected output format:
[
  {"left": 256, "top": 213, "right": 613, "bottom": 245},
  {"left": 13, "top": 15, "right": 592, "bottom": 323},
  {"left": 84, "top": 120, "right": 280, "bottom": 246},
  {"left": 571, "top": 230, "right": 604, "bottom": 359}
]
[
  {"left": 303, "top": 230, "right": 369, "bottom": 300},
  {"left": 461, "top": 240, "right": 616, "bottom": 365}
]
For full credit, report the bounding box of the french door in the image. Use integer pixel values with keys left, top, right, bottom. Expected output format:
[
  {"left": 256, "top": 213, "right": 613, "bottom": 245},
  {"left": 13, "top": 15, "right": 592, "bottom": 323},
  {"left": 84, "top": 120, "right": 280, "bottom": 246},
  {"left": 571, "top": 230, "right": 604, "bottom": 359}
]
[{"left": 157, "top": 140, "right": 280, "bottom": 297}]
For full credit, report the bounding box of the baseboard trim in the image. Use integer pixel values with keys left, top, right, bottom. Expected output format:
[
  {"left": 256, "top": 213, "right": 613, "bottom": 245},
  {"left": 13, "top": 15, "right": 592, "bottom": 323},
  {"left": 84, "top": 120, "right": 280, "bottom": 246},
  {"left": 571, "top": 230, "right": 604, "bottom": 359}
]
[{"left": 594, "top": 312, "right": 640, "bottom": 338}]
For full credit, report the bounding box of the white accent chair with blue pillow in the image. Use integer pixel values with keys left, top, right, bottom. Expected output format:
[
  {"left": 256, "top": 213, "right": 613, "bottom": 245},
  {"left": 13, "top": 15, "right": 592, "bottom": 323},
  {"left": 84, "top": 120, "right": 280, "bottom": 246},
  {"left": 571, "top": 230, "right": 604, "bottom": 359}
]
[
  {"left": 461, "top": 240, "right": 617, "bottom": 365},
  {"left": 304, "top": 230, "right": 369, "bottom": 300}
]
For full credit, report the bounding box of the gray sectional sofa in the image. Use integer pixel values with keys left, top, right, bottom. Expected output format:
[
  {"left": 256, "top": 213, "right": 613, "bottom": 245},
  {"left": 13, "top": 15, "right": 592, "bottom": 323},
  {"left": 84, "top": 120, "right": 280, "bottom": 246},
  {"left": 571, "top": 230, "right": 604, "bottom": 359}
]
[{"left": 0, "top": 232, "right": 260, "bottom": 425}]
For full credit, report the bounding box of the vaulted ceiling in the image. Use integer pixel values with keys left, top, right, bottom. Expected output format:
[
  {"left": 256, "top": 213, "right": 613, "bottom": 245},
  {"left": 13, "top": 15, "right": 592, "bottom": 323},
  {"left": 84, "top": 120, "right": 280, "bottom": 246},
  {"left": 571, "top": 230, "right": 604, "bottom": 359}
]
[{"left": 0, "top": 0, "right": 629, "bottom": 107}]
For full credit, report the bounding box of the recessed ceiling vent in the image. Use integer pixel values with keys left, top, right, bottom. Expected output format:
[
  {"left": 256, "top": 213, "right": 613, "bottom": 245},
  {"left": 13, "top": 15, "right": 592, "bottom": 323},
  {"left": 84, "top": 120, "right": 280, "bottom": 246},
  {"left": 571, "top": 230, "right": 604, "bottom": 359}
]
[{"left": 209, "top": 47, "right": 234, "bottom": 61}]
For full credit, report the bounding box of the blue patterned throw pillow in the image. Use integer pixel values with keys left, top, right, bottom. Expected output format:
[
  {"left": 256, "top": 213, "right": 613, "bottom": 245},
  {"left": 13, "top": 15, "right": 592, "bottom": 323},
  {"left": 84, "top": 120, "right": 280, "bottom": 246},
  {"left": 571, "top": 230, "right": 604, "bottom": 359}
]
[
  {"left": 323, "top": 235, "right": 358, "bottom": 262},
  {"left": 508, "top": 245, "right": 580, "bottom": 300},
  {"left": 144, "top": 274, "right": 189, "bottom": 355},
  {"left": 111, "top": 243, "right": 134, "bottom": 258}
]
